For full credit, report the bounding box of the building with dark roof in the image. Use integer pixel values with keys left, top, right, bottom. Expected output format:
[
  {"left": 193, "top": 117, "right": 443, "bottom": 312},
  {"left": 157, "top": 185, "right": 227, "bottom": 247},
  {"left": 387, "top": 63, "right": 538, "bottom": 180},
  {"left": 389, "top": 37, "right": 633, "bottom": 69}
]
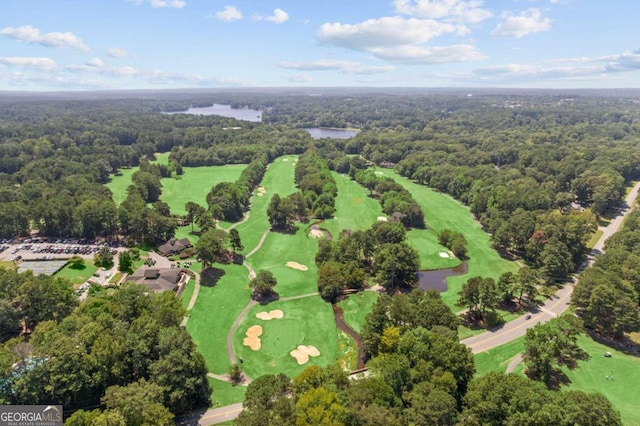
[
  {"left": 157, "top": 237, "right": 191, "bottom": 256},
  {"left": 125, "top": 267, "right": 186, "bottom": 293}
]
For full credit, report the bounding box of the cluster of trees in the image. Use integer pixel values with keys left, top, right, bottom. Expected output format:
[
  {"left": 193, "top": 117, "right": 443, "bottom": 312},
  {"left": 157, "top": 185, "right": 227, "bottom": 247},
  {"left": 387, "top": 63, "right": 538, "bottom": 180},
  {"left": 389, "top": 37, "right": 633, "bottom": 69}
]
[
  {"left": 266, "top": 192, "right": 307, "bottom": 230},
  {"left": 237, "top": 290, "right": 621, "bottom": 425},
  {"left": 572, "top": 208, "right": 640, "bottom": 338},
  {"left": 206, "top": 154, "right": 269, "bottom": 223},
  {"left": 438, "top": 229, "right": 468, "bottom": 259},
  {"left": 354, "top": 169, "right": 426, "bottom": 228},
  {"left": 457, "top": 267, "right": 540, "bottom": 323},
  {"left": 250, "top": 270, "right": 278, "bottom": 300},
  {"left": 294, "top": 148, "right": 337, "bottom": 219},
  {"left": 315, "top": 221, "right": 420, "bottom": 300},
  {"left": 0, "top": 283, "right": 210, "bottom": 416}
]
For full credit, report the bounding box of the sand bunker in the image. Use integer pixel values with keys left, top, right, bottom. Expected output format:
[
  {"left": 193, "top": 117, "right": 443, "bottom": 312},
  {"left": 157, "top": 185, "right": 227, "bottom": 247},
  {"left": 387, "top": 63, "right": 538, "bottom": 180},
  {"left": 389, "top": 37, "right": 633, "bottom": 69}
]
[
  {"left": 439, "top": 251, "right": 451, "bottom": 258},
  {"left": 282, "top": 158, "right": 289, "bottom": 162},
  {"left": 243, "top": 325, "right": 263, "bottom": 351},
  {"left": 256, "top": 187, "right": 267, "bottom": 197},
  {"left": 377, "top": 216, "right": 388, "bottom": 222},
  {"left": 290, "top": 345, "right": 320, "bottom": 365},
  {"left": 285, "top": 261, "right": 309, "bottom": 271},
  {"left": 309, "top": 228, "right": 325, "bottom": 239},
  {"left": 374, "top": 171, "right": 384, "bottom": 175},
  {"left": 256, "top": 310, "right": 284, "bottom": 320}
]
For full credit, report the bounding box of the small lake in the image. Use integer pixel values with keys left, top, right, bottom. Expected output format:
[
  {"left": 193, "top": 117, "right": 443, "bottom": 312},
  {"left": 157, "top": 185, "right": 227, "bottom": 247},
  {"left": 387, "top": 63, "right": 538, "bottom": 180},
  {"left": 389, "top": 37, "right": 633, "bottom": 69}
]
[
  {"left": 417, "top": 262, "right": 468, "bottom": 292},
  {"left": 164, "top": 104, "right": 262, "bottom": 122},
  {"left": 304, "top": 128, "right": 359, "bottom": 139}
]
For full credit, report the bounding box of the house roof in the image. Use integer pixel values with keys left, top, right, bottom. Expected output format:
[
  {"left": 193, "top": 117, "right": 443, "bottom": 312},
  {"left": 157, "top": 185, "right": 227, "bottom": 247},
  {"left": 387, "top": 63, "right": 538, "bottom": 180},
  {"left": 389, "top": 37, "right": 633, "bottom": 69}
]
[
  {"left": 126, "top": 267, "right": 185, "bottom": 292},
  {"left": 157, "top": 237, "right": 191, "bottom": 256}
]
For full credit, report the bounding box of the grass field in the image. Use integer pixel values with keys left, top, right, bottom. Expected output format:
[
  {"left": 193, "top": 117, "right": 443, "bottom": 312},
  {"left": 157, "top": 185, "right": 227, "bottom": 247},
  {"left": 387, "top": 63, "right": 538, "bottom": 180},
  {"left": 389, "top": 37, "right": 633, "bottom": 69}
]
[
  {"left": 375, "top": 169, "right": 519, "bottom": 308},
  {"left": 208, "top": 378, "right": 247, "bottom": 407},
  {"left": 323, "top": 172, "right": 383, "bottom": 236},
  {"left": 105, "top": 153, "right": 246, "bottom": 215},
  {"left": 247, "top": 226, "right": 319, "bottom": 298},
  {"left": 180, "top": 276, "right": 196, "bottom": 310},
  {"left": 187, "top": 264, "right": 252, "bottom": 374},
  {"left": 473, "top": 336, "right": 525, "bottom": 377},
  {"left": 234, "top": 155, "right": 298, "bottom": 254},
  {"left": 563, "top": 335, "right": 640, "bottom": 425},
  {"left": 233, "top": 295, "right": 344, "bottom": 379},
  {"left": 337, "top": 291, "right": 379, "bottom": 333},
  {"left": 587, "top": 229, "right": 604, "bottom": 249},
  {"left": 54, "top": 262, "right": 97, "bottom": 284}
]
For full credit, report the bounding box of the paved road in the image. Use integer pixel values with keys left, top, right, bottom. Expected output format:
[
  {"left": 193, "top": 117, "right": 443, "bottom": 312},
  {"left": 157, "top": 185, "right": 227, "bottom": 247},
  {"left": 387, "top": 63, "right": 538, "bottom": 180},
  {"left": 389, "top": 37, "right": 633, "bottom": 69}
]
[
  {"left": 176, "top": 404, "right": 243, "bottom": 426},
  {"left": 462, "top": 180, "right": 640, "bottom": 354}
]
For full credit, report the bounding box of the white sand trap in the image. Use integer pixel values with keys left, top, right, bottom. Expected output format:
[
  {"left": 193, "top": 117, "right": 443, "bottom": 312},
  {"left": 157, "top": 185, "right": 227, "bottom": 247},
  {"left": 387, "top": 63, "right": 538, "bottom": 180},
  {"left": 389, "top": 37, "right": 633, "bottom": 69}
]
[
  {"left": 439, "top": 251, "right": 451, "bottom": 258},
  {"left": 243, "top": 325, "right": 263, "bottom": 351},
  {"left": 256, "top": 187, "right": 267, "bottom": 197},
  {"left": 256, "top": 310, "right": 284, "bottom": 320},
  {"left": 309, "top": 229, "right": 324, "bottom": 239},
  {"left": 374, "top": 171, "right": 384, "bottom": 175},
  {"left": 290, "top": 345, "right": 321, "bottom": 365},
  {"left": 377, "top": 216, "right": 388, "bottom": 222},
  {"left": 282, "top": 158, "right": 289, "bottom": 162},
  {"left": 285, "top": 261, "right": 308, "bottom": 271}
]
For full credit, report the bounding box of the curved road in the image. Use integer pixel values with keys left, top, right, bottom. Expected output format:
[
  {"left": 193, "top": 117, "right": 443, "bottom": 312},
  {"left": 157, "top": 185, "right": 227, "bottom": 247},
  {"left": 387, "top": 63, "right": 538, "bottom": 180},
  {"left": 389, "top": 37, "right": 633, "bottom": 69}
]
[{"left": 462, "top": 180, "right": 640, "bottom": 354}]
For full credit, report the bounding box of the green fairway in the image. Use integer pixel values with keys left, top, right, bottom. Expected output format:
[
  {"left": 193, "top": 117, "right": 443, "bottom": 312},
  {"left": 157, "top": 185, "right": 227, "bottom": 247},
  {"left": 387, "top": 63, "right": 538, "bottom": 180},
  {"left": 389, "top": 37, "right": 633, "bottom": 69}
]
[
  {"left": 233, "top": 295, "right": 344, "bottom": 379},
  {"left": 563, "top": 335, "right": 640, "bottom": 425},
  {"left": 209, "top": 378, "right": 247, "bottom": 407},
  {"left": 54, "top": 262, "right": 97, "bottom": 285},
  {"left": 158, "top": 164, "right": 246, "bottom": 215},
  {"left": 473, "top": 336, "right": 525, "bottom": 377},
  {"left": 323, "top": 172, "right": 383, "bottom": 236},
  {"left": 336, "top": 291, "right": 379, "bottom": 333},
  {"left": 180, "top": 276, "right": 195, "bottom": 310},
  {"left": 234, "top": 155, "right": 298, "bottom": 254},
  {"left": 106, "top": 161, "right": 246, "bottom": 215},
  {"left": 247, "top": 226, "right": 319, "bottom": 298},
  {"left": 187, "top": 264, "right": 252, "bottom": 375},
  {"left": 374, "top": 169, "right": 519, "bottom": 308}
]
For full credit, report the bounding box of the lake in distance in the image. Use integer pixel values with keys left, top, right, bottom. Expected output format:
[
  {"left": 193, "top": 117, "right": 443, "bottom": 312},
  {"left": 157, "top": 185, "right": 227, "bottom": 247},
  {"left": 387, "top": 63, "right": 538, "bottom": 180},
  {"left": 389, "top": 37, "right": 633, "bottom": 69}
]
[
  {"left": 164, "top": 104, "right": 262, "bottom": 122},
  {"left": 304, "top": 128, "right": 359, "bottom": 139}
]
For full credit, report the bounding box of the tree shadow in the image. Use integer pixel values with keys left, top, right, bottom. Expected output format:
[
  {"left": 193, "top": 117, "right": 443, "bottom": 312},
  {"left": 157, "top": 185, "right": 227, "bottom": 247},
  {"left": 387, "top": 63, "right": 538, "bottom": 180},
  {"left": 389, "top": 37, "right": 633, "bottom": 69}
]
[
  {"left": 587, "top": 330, "right": 640, "bottom": 357},
  {"left": 252, "top": 291, "right": 280, "bottom": 305},
  {"left": 200, "top": 267, "right": 226, "bottom": 288},
  {"left": 270, "top": 224, "right": 298, "bottom": 235}
]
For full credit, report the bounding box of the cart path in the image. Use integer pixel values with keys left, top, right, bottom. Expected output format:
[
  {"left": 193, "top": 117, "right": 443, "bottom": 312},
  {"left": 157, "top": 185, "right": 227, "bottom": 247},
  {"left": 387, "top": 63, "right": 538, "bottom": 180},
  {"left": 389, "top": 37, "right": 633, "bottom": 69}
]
[
  {"left": 179, "top": 271, "right": 200, "bottom": 328},
  {"left": 244, "top": 229, "right": 270, "bottom": 259},
  {"left": 506, "top": 353, "right": 524, "bottom": 373},
  {"left": 226, "top": 300, "right": 258, "bottom": 365}
]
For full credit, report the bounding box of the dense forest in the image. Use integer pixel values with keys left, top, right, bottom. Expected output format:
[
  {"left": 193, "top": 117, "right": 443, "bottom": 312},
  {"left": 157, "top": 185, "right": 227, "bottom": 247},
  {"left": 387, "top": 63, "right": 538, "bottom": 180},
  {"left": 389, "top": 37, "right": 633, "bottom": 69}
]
[{"left": 1, "top": 89, "right": 639, "bottom": 423}]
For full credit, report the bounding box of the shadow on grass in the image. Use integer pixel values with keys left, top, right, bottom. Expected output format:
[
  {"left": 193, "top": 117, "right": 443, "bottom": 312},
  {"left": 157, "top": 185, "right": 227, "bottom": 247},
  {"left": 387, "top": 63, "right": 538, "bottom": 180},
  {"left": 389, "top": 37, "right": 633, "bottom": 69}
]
[
  {"left": 200, "top": 267, "right": 226, "bottom": 287},
  {"left": 587, "top": 330, "right": 640, "bottom": 357}
]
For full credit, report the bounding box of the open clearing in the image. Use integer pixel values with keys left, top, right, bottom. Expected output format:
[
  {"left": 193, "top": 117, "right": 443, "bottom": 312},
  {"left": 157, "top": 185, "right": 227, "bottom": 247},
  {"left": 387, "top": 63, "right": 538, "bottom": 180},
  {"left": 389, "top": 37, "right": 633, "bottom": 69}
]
[
  {"left": 336, "top": 291, "right": 379, "bottom": 334},
  {"left": 473, "top": 336, "right": 525, "bottom": 377},
  {"left": 208, "top": 377, "right": 247, "bottom": 407},
  {"left": 233, "top": 296, "right": 342, "bottom": 379},
  {"left": 375, "top": 169, "right": 518, "bottom": 308},
  {"left": 54, "top": 262, "right": 97, "bottom": 285},
  {"left": 563, "top": 335, "right": 640, "bottom": 425}
]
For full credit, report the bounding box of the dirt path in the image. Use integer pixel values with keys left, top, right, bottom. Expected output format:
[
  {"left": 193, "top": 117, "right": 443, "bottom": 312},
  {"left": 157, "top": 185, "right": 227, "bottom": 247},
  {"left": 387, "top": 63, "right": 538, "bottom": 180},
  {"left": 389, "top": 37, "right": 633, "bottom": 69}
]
[
  {"left": 180, "top": 271, "right": 201, "bottom": 328},
  {"left": 506, "top": 353, "right": 523, "bottom": 373}
]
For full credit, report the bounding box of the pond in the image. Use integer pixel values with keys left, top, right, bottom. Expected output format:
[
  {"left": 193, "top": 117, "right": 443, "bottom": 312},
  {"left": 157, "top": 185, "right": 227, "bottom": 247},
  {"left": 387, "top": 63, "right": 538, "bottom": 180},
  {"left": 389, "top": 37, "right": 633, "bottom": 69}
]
[
  {"left": 304, "top": 128, "right": 359, "bottom": 139},
  {"left": 417, "top": 262, "right": 468, "bottom": 292},
  {"left": 164, "top": 104, "right": 262, "bottom": 122}
]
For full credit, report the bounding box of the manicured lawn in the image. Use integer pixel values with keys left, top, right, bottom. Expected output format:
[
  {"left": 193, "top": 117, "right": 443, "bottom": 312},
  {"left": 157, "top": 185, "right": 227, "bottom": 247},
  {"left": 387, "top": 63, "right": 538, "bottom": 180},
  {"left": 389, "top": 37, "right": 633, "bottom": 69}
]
[
  {"left": 587, "top": 229, "right": 604, "bottom": 249},
  {"left": 247, "top": 226, "right": 319, "bottom": 298},
  {"left": 187, "top": 264, "right": 252, "bottom": 375},
  {"left": 563, "top": 334, "right": 640, "bottom": 426},
  {"left": 337, "top": 291, "right": 379, "bottom": 333},
  {"left": 158, "top": 164, "right": 246, "bottom": 215},
  {"left": 180, "top": 276, "right": 195, "bottom": 310},
  {"left": 208, "top": 378, "right": 247, "bottom": 407},
  {"left": 374, "top": 169, "right": 519, "bottom": 309},
  {"left": 323, "top": 172, "right": 383, "bottom": 236},
  {"left": 233, "top": 295, "right": 343, "bottom": 379},
  {"left": 235, "top": 155, "right": 298, "bottom": 254},
  {"left": 473, "top": 336, "right": 525, "bottom": 377},
  {"left": 54, "top": 262, "right": 96, "bottom": 284}
]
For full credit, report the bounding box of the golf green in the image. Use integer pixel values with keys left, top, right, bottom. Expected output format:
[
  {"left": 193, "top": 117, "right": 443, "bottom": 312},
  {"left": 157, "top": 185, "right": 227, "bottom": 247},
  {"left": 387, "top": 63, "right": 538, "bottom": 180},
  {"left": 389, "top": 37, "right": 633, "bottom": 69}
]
[
  {"left": 374, "top": 169, "right": 518, "bottom": 308},
  {"left": 233, "top": 295, "right": 343, "bottom": 379}
]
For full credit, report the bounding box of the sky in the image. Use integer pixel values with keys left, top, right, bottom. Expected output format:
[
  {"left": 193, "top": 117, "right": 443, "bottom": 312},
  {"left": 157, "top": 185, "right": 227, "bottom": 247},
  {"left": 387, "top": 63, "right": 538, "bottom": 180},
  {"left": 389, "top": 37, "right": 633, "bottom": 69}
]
[{"left": 1, "top": 0, "right": 639, "bottom": 91}]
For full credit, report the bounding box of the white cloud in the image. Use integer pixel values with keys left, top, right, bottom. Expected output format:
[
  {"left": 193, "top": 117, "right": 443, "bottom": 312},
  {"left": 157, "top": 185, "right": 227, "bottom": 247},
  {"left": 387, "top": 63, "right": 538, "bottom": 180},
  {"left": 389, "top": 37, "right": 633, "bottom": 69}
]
[
  {"left": 107, "top": 47, "right": 130, "bottom": 58},
  {"left": 370, "top": 44, "right": 485, "bottom": 64},
  {"left": 67, "top": 64, "right": 139, "bottom": 77},
  {"left": 318, "top": 17, "right": 456, "bottom": 50},
  {"left": 0, "top": 56, "right": 57, "bottom": 71},
  {"left": 266, "top": 9, "right": 289, "bottom": 24},
  {"left": 86, "top": 57, "right": 104, "bottom": 67},
  {"left": 317, "top": 17, "right": 482, "bottom": 64},
  {"left": 394, "top": 0, "right": 492, "bottom": 23},
  {"left": 129, "top": 0, "right": 186, "bottom": 8},
  {"left": 491, "top": 8, "right": 551, "bottom": 38},
  {"left": 0, "top": 25, "right": 89, "bottom": 52},
  {"left": 215, "top": 6, "right": 243, "bottom": 21}
]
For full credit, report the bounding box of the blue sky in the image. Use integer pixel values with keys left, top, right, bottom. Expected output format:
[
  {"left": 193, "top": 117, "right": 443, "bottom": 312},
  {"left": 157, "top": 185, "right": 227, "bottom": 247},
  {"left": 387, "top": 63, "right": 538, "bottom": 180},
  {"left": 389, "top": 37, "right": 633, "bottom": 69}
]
[{"left": 1, "top": 0, "right": 639, "bottom": 90}]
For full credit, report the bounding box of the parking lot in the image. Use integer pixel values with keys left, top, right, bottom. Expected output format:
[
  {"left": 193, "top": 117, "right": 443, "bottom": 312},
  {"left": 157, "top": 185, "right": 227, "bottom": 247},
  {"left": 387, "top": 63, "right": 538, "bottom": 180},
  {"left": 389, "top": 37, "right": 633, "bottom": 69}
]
[{"left": 0, "top": 238, "right": 121, "bottom": 263}]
